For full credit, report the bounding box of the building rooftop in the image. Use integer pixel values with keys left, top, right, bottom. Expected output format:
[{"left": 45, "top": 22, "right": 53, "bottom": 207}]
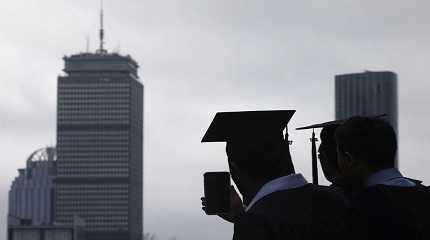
[
  {"left": 62, "top": 52, "right": 139, "bottom": 77},
  {"left": 335, "top": 71, "right": 396, "bottom": 78},
  {"left": 65, "top": 52, "right": 139, "bottom": 67}
]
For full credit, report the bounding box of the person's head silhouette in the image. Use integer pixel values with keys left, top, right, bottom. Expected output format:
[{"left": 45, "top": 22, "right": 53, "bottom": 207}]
[
  {"left": 318, "top": 125, "right": 341, "bottom": 183},
  {"left": 335, "top": 116, "right": 397, "bottom": 185},
  {"left": 296, "top": 120, "right": 344, "bottom": 185},
  {"left": 225, "top": 128, "right": 295, "bottom": 204},
  {"left": 202, "top": 110, "right": 296, "bottom": 205}
]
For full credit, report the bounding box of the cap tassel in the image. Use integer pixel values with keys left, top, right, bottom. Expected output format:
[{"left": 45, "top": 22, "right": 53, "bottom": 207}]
[{"left": 311, "top": 129, "right": 318, "bottom": 185}]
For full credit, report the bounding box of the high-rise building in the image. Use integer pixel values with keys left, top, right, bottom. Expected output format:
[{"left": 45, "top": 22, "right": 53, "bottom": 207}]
[
  {"left": 335, "top": 71, "right": 398, "bottom": 165},
  {"left": 55, "top": 9, "right": 143, "bottom": 240},
  {"left": 8, "top": 147, "right": 57, "bottom": 226}
]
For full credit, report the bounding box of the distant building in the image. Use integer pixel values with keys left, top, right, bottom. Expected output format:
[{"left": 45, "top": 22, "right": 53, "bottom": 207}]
[
  {"left": 54, "top": 11, "right": 143, "bottom": 239},
  {"left": 8, "top": 215, "right": 86, "bottom": 240},
  {"left": 8, "top": 147, "right": 57, "bottom": 226},
  {"left": 9, "top": 226, "right": 76, "bottom": 240},
  {"left": 335, "top": 71, "right": 398, "bottom": 165}
]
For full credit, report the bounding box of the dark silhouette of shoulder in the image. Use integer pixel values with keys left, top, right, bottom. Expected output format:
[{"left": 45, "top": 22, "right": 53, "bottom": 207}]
[
  {"left": 233, "top": 184, "right": 349, "bottom": 240},
  {"left": 349, "top": 184, "right": 430, "bottom": 240}
]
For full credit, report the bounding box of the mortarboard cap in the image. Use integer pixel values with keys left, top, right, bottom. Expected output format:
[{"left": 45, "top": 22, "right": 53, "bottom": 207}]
[
  {"left": 296, "top": 119, "right": 344, "bottom": 130},
  {"left": 202, "top": 110, "right": 296, "bottom": 182},
  {"left": 296, "top": 114, "right": 387, "bottom": 131},
  {"left": 201, "top": 110, "right": 296, "bottom": 143}
]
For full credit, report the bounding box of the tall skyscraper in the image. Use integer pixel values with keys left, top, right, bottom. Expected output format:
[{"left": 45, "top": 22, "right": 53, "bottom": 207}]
[
  {"left": 335, "top": 71, "right": 398, "bottom": 165},
  {"left": 55, "top": 8, "right": 143, "bottom": 240},
  {"left": 8, "top": 147, "right": 57, "bottom": 226}
]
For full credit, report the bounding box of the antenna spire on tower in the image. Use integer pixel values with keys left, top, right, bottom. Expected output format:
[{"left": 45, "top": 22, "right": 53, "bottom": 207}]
[{"left": 97, "top": 0, "right": 107, "bottom": 54}]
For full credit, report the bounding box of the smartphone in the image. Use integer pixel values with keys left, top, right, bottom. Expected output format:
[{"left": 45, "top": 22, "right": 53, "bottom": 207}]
[{"left": 203, "top": 171, "right": 230, "bottom": 215}]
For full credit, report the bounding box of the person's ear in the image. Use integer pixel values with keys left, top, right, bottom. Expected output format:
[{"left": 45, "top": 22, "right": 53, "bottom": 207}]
[
  {"left": 343, "top": 151, "right": 355, "bottom": 168},
  {"left": 337, "top": 145, "right": 354, "bottom": 173}
]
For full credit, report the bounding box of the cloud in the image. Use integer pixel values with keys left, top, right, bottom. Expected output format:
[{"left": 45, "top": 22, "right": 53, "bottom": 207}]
[{"left": 1, "top": 1, "right": 430, "bottom": 239}]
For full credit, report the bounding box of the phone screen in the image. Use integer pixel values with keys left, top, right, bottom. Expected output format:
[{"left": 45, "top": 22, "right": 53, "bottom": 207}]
[{"left": 203, "top": 171, "right": 230, "bottom": 215}]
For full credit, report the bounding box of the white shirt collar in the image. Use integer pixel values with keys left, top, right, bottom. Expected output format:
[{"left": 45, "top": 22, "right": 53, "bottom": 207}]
[
  {"left": 245, "top": 173, "right": 308, "bottom": 212},
  {"left": 366, "top": 168, "right": 416, "bottom": 187}
]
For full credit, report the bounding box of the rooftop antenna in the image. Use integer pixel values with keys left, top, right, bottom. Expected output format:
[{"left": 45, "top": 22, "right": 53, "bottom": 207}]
[{"left": 97, "top": 0, "right": 107, "bottom": 54}]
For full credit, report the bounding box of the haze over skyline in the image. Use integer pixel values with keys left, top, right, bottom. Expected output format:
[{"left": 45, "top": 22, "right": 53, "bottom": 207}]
[{"left": 1, "top": 1, "right": 430, "bottom": 239}]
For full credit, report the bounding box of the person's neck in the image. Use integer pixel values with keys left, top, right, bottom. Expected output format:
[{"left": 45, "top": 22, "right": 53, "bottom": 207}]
[
  {"left": 332, "top": 175, "right": 362, "bottom": 193},
  {"left": 363, "top": 166, "right": 394, "bottom": 180},
  {"left": 357, "top": 166, "right": 394, "bottom": 187}
]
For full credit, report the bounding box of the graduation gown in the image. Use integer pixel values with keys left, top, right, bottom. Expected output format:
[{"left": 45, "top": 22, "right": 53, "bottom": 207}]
[
  {"left": 349, "top": 184, "right": 430, "bottom": 240},
  {"left": 232, "top": 184, "right": 349, "bottom": 240}
]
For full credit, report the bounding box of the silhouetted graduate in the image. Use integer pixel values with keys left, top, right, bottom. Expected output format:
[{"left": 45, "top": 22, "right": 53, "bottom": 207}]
[
  {"left": 335, "top": 117, "right": 430, "bottom": 240},
  {"left": 201, "top": 110, "right": 349, "bottom": 240},
  {"left": 297, "top": 119, "right": 361, "bottom": 198},
  {"left": 297, "top": 115, "right": 393, "bottom": 197},
  {"left": 297, "top": 119, "right": 344, "bottom": 184}
]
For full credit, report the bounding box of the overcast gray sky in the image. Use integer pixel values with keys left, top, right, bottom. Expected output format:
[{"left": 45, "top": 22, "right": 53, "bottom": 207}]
[{"left": 1, "top": 0, "right": 430, "bottom": 239}]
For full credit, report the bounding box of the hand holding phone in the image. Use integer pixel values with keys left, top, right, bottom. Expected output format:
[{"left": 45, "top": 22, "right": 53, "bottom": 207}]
[{"left": 202, "top": 172, "right": 231, "bottom": 215}]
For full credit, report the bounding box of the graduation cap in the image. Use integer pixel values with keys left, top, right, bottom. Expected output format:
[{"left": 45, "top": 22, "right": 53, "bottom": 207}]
[
  {"left": 201, "top": 110, "right": 295, "bottom": 207},
  {"left": 202, "top": 111, "right": 296, "bottom": 175},
  {"left": 202, "top": 110, "right": 296, "bottom": 143},
  {"left": 296, "top": 114, "right": 387, "bottom": 185},
  {"left": 296, "top": 119, "right": 345, "bottom": 131}
]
